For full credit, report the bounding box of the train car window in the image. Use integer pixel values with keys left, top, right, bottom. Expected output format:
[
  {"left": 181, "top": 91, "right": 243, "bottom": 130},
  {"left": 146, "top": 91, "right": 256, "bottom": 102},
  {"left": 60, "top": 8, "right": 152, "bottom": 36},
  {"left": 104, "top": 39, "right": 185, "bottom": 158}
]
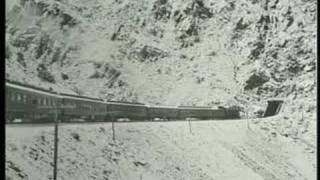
[
  {"left": 17, "top": 93, "right": 22, "bottom": 102},
  {"left": 23, "top": 94, "right": 27, "bottom": 104},
  {"left": 32, "top": 99, "right": 37, "bottom": 105},
  {"left": 11, "top": 93, "right": 15, "bottom": 101},
  {"left": 22, "top": 94, "right": 25, "bottom": 102},
  {"left": 38, "top": 98, "right": 42, "bottom": 105}
]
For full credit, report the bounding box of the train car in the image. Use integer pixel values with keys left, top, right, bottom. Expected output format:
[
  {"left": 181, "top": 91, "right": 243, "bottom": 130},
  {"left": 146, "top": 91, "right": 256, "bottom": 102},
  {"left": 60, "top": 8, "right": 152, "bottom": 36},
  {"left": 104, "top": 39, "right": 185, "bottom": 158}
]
[
  {"left": 106, "top": 101, "right": 148, "bottom": 121},
  {"left": 212, "top": 107, "right": 227, "bottom": 119},
  {"left": 61, "top": 93, "right": 106, "bottom": 122},
  {"left": 147, "top": 105, "right": 180, "bottom": 120},
  {"left": 5, "top": 80, "right": 60, "bottom": 123},
  {"left": 178, "top": 106, "right": 213, "bottom": 120},
  {"left": 225, "top": 106, "right": 241, "bottom": 119},
  {"left": 5, "top": 79, "right": 241, "bottom": 123}
]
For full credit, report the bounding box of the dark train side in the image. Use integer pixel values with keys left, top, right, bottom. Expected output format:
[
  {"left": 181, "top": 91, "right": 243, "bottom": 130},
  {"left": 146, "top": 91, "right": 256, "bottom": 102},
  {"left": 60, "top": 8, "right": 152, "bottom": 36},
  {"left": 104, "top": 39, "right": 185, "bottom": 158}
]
[{"left": 5, "top": 80, "right": 240, "bottom": 123}]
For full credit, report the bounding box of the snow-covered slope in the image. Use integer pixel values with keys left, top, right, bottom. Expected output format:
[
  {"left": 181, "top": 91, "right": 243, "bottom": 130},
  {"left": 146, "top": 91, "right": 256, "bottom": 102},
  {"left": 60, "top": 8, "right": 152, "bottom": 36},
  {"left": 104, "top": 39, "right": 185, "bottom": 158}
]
[
  {"left": 6, "top": 0, "right": 316, "bottom": 103},
  {"left": 6, "top": 120, "right": 316, "bottom": 180},
  {"left": 5, "top": 0, "right": 317, "bottom": 178}
]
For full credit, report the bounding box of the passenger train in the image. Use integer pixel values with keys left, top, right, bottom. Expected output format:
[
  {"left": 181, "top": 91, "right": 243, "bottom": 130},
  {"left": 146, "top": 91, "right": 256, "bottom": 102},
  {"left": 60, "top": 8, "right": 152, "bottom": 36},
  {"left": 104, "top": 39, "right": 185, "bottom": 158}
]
[{"left": 5, "top": 80, "right": 240, "bottom": 123}]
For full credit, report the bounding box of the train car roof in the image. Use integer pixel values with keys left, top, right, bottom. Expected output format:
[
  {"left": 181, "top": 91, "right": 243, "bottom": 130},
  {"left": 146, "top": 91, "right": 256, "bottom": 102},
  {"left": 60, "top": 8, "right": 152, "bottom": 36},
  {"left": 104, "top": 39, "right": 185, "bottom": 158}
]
[
  {"left": 60, "top": 93, "right": 103, "bottom": 102},
  {"left": 148, "top": 105, "right": 178, "bottom": 109},
  {"left": 6, "top": 80, "right": 59, "bottom": 97},
  {"left": 107, "top": 100, "right": 144, "bottom": 105},
  {"left": 106, "top": 101, "right": 146, "bottom": 107},
  {"left": 178, "top": 106, "right": 226, "bottom": 110},
  {"left": 178, "top": 106, "right": 212, "bottom": 109},
  {"left": 6, "top": 79, "right": 104, "bottom": 102},
  {"left": 61, "top": 96, "right": 104, "bottom": 103}
]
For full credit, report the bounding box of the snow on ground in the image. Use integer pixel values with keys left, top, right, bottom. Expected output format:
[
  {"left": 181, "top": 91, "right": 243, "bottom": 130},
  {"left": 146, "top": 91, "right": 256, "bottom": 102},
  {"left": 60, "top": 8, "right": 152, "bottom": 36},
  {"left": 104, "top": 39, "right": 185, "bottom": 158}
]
[{"left": 6, "top": 119, "right": 316, "bottom": 180}]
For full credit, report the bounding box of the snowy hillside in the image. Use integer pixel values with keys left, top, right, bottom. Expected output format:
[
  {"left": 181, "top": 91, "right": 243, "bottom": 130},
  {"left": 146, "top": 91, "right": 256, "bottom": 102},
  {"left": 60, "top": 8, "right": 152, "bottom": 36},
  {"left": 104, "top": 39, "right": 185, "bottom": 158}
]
[
  {"left": 5, "top": 0, "right": 317, "bottom": 179},
  {"left": 6, "top": 120, "right": 316, "bottom": 180},
  {"left": 6, "top": 0, "right": 316, "bottom": 103}
]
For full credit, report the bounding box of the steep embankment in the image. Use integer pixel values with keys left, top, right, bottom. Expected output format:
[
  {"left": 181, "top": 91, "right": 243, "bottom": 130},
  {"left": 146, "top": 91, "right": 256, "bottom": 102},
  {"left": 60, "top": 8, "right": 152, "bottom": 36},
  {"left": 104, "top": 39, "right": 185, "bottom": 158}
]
[{"left": 6, "top": 120, "right": 316, "bottom": 180}]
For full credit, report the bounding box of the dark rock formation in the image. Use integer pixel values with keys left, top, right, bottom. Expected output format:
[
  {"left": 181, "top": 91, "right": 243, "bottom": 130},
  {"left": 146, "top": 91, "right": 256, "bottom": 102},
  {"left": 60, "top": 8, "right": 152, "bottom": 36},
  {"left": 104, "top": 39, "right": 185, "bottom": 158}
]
[{"left": 244, "top": 72, "right": 270, "bottom": 90}]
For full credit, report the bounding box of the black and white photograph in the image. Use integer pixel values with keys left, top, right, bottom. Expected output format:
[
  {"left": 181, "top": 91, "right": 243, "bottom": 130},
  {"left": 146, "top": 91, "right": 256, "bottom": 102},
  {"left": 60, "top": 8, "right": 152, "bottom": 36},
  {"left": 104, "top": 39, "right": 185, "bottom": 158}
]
[{"left": 5, "top": 0, "right": 317, "bottom": 179}]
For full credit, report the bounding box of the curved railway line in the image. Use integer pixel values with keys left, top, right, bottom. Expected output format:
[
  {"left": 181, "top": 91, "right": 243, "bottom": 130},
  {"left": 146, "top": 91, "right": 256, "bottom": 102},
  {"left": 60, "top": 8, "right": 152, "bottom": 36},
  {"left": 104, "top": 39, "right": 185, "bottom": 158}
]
[{"left": 5, "top": 79, "right": 282, "bottom": 124}]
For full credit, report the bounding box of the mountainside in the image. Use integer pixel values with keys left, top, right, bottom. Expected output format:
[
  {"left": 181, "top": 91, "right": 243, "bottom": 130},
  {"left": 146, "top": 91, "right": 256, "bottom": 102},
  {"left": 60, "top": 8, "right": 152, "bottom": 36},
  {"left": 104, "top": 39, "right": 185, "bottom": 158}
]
[{"left": 5, "top": 0, "right": 317, "bottom": 148}]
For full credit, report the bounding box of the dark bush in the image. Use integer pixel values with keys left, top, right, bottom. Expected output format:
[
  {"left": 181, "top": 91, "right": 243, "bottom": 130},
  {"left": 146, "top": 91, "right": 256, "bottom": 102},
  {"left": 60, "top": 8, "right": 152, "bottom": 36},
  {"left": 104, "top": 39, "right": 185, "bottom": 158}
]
[
  {"left": 51, "top": 48, "right": 61, "bottom": 64},
  {"left": 61, "top": 73, "right": 69, "bottom": 80},
  {"left": 255, "top": 109, "right": 265, "bottom": 117},
  {"left": 196, "top": 77, "right": 205, "bottom": 84},
  {"left": 17, "top": 52, "right": 26, "bottom": 67},
  {"left": 36, "top": 34, "right": 51, "bottom": 59},
  {"left": 60, "top": 13, "right": 78, "bottom": 28},
  {"left": 244, "top": 72, "right": 269, "bottom": 90},
  {"left": 71, "top": 132, "right": 80, "bottom": 141},
  {"left": 249, "top": 41, "right": 265, "bottom": 60},
  {"left": 37, "top": 64, "right": 55, "bottom": 83}
]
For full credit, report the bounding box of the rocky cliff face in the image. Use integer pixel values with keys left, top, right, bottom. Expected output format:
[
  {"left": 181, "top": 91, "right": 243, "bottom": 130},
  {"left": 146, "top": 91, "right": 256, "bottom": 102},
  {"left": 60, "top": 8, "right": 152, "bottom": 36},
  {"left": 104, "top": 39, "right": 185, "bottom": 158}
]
[{"left": 5, "top": 0, "right": 316, "bottom": 141}]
